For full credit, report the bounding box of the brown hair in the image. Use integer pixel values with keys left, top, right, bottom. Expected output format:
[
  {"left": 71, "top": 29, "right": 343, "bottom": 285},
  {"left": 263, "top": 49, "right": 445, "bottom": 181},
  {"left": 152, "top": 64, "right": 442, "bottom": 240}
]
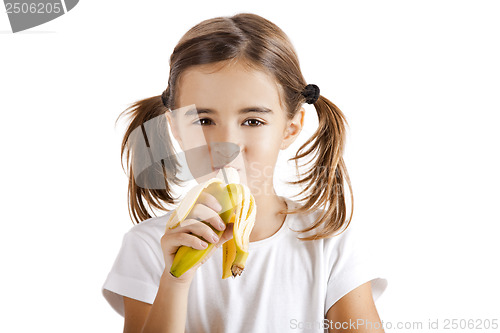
[{"left": 116, "top": 13, "right": 353, "bottom": 240}]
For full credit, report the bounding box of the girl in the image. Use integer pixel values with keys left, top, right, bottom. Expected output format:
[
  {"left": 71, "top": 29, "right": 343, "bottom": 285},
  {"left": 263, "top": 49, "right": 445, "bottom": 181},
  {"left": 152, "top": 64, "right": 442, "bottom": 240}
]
[{"left": 102, "top": 12, "right": 388, "bottom": 332}]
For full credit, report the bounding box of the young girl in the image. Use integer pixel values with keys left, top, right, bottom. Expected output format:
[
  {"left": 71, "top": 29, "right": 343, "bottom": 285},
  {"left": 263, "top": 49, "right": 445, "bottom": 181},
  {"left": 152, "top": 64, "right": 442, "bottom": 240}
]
[{"left": 102, "top": 12, "right": 388, "bottom": 332}]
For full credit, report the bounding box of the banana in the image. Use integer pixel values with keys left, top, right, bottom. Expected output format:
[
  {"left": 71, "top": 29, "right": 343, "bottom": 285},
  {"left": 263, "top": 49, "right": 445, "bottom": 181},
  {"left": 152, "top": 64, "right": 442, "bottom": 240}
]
[{"left": 166, "top": 167, "right": 257, "bottom": 279}]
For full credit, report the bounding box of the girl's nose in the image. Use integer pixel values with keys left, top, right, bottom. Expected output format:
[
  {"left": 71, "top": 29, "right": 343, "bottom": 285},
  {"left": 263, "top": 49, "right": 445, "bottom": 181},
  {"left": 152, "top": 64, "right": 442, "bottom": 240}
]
[
  {"left": 209, "top": 141, "right": 241, "bottom": 167},
  {"left": 210, "top": 125, "right": 243, "bottom": 151},
  {"left": 207, "top": 124, "right": 244, "bottom": 166},
  {"left": 213, "top": 123, "right": 240, "bottom": 143}
]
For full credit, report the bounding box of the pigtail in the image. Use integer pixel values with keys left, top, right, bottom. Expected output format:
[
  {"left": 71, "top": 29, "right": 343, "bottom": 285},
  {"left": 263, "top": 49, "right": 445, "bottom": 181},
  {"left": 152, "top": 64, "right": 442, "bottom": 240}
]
[
  {"left": 115, "top": 95, "right": 181, "bottom": 225},
  {"left": 286, "top": 95, "right": 354, "bottom": 240}
]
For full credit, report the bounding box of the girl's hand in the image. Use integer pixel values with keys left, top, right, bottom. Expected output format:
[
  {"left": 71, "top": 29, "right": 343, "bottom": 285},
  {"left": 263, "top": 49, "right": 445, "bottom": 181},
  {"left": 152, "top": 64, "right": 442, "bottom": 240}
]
[{"left": 160, "top": 191, "right": 234, "bottom": 285}]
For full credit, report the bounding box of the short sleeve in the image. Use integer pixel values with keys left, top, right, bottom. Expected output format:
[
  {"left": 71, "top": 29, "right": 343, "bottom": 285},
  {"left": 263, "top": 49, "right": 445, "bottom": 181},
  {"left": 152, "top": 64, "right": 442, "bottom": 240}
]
[
  {"left": 102, "top": 230, "right": 164, "bottom": 317},
  {"left": 324, "top": 224, "right": 388, "bottom": 316}
]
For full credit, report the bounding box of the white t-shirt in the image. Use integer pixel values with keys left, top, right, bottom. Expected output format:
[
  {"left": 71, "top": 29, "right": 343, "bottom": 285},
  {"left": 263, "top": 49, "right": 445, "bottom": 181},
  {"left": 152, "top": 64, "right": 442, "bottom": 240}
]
[{"left": 102, "top": 196, "right": 388, "bottom": 332}]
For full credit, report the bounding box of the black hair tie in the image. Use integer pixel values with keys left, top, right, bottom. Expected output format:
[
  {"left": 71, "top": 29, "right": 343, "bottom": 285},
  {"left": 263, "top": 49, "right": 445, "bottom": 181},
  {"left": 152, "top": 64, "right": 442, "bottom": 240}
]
[
  {"left": 161, "top": 89, "right": 169, "bottom": 108},
  {"left": 302, "top": 84, "right": 320, "bottom": 104}
]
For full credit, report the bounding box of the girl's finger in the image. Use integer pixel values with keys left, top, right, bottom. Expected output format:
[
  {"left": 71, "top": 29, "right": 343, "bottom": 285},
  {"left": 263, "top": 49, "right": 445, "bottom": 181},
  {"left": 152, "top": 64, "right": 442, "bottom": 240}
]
[
  {"left": 189, "top": 203, "right": 226, "bottom": 232},
  {"left": 164, "top": 232, "right": 209, "bottom": 252},
  {"left": 197, "top": 191, "right": 223, "bottom": 213},
  {"left": 176, "top": 218, "right": 201, "bottom": 229},
  {"left": 171, "top": 219, "right": 221, "bottom": 244},
  {"left": 215, "top": 223, "right": 234, "bottom": 247}
]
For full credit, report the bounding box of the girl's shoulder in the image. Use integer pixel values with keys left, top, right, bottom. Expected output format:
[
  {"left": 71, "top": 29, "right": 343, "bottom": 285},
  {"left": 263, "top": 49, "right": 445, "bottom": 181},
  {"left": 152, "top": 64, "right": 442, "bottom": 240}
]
[
  {"left": 283, "top": 196, "right": 362, "bottom": 248},
  {"left": 124, "top": 211, "right": 173, "bottom": 247}
]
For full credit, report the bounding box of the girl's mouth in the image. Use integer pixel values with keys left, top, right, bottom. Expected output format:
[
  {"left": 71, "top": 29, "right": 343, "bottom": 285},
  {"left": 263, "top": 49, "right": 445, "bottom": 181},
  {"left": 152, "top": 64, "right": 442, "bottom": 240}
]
[{"left": 214, "top": 166, "right": 240, "bottom": 172}]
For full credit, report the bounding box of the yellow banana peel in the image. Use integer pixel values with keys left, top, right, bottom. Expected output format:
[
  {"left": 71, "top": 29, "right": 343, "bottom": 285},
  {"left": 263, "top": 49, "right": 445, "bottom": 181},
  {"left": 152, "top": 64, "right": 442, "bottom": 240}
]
[{"left": 166, "top": 167, "right": 256, "bottom": 279}]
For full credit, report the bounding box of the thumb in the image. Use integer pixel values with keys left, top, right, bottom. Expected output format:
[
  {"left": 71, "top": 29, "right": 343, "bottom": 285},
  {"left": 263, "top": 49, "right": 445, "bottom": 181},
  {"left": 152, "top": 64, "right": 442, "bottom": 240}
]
[{"left": 217, "top": 223, "right": 234, "bottom": 246}]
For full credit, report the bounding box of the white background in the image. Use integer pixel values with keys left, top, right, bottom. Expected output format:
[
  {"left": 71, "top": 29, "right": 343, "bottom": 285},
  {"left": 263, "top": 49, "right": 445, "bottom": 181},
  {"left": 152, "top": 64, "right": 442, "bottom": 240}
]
[{"left": 1, "top": 0, "right": 499, "bottom": 332}]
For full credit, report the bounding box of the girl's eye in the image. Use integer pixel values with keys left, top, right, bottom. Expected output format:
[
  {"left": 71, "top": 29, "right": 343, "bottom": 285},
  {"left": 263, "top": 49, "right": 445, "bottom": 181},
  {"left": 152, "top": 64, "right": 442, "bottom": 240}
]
[
  {"left": 193, "top": 118, "right": 213, "bottom": 126},
  {"left": 243, "top": 119, "right": 265, "bottom": 127},
  {"left": 193, "top": 118, "right": 265, "bottom": 127}
]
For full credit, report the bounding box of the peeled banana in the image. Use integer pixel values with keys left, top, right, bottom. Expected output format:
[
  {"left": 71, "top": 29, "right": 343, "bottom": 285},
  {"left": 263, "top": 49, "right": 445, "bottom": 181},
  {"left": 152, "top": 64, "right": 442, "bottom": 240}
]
[{"left": 166, "top": 167, "right": 257, "bottom": 279}]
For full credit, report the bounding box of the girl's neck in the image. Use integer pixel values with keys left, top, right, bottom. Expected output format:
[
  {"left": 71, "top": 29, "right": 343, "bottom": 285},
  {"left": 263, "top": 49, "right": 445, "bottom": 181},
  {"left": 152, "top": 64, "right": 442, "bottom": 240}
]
[{"left": 250, "top": 191, "right": 287, "bottom": 242}]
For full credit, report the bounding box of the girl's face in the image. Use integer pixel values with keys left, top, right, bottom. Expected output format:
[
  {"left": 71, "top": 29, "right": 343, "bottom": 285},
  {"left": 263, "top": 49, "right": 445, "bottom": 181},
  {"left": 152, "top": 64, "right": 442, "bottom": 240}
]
[{"left": 166, "top": 60, "right": 304, "bottom": 193}]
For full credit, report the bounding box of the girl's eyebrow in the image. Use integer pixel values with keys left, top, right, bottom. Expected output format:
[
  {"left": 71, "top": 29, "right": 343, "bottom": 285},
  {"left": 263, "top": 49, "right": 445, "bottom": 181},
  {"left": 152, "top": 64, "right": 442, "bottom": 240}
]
[{"left": 184, "top": 106, "right": 274, "bottom": 117}]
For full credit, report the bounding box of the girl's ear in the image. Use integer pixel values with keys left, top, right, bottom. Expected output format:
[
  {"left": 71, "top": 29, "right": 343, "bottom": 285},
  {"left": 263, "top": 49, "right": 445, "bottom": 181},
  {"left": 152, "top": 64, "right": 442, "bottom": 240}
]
[{"left": 280, "top": 107, "right": 305, "bottom": 150}]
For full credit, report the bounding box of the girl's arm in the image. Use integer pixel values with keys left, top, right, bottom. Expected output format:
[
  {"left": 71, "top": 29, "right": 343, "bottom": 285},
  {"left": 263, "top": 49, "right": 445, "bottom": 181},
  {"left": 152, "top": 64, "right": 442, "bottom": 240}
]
[
  {"left": 123, "top": 297, "right": 151, "bottom": 332},
  {"left": 326, "top": 281, "right": 385, "bottom": 333},
  {"left": 123, "top": 191, "right": 233, "bottom": 333},
  {"left": 123, "top": 272, "right": 191, "bottom": 333}
]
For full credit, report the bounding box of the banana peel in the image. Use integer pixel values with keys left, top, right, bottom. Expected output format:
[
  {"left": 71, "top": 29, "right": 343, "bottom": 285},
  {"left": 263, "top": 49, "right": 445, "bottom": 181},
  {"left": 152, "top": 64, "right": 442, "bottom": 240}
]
[{"left": 166, "top": 167, "right": 256, "bottom": 279}]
